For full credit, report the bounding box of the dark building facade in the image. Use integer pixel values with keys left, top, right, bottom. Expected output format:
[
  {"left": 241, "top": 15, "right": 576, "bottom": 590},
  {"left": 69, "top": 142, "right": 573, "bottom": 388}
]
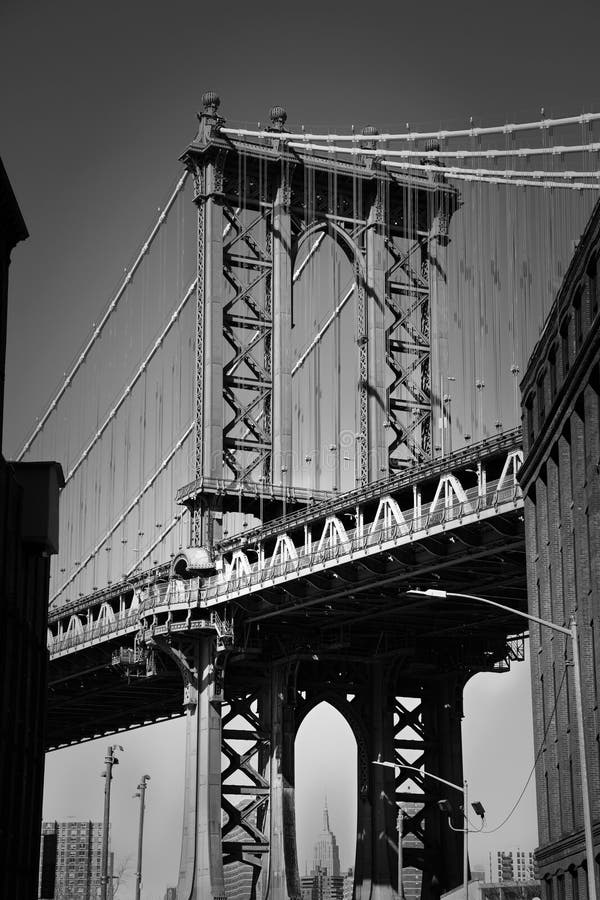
[
  {"left": 0, "top": 159, "right": 63, "bottom": 898},
  {"left": 520, "top": 198, "right": 600, "bottom": 898}
]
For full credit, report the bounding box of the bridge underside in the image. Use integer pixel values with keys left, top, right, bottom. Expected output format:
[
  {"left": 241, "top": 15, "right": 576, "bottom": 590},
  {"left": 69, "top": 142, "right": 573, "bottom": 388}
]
[
  {"left": 47, "top": 515, "right": 526, "bottom": 900},
  {"left": 47, "top": 506, "right": 525, "bottom": 749}
]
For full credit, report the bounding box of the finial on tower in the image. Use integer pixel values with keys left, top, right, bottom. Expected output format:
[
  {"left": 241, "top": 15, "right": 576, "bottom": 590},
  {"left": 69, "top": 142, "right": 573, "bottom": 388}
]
[
  {"left": 422, "top": 138, "right": 444, "bottom": 182},
  {"left": 268, "top": 106, "right": 288, "bottom": 132},
  {"left": 193, "top": 91, "right": 225, "bottom": 145},
  {"left": 202, "top": 91, "right": 221, "bottom": 116},
  {"left": 359, "top": 125, "right": 380, "bottom": 165},
  {"left": 360, "top": 125, "right": 379, "bottom": 147}
]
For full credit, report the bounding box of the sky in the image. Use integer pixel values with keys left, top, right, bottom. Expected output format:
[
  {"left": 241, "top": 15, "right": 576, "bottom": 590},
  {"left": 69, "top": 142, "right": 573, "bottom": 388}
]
[{"left": 3, "top": 0, "right": 599, "bottom": 896}]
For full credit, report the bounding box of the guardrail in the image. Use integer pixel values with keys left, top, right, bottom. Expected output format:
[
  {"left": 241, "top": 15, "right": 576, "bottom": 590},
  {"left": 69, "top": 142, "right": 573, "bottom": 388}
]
[{"left": 49, "top": 476, "right": 522, "bottom": 658}]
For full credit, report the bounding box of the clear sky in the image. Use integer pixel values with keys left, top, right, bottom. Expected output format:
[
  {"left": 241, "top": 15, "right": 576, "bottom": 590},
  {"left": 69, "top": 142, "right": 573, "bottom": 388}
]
[{"left": 3, "top": 1, "right": 598, "bottom": 896}]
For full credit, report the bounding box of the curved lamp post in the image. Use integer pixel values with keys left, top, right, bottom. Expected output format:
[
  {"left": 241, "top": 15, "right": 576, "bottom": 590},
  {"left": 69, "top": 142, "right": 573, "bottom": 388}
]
[
  {"left": 100, "top": 745, "right": 123, "bottom": 900},
  {"left": 373, "top": 760, "right": 484, "bottom": 900},
  {"left": 408, "top": 588, "right": 597, "bottom": 900},
  {"left": 133, "top": 774, "right": 151, "bottom": 900}
]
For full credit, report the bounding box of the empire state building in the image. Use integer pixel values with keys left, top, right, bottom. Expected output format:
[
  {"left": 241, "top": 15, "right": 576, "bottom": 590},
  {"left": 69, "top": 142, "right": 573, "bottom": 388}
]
[{"left": 313, "top": 800, "right": 341, "bottom": 876}]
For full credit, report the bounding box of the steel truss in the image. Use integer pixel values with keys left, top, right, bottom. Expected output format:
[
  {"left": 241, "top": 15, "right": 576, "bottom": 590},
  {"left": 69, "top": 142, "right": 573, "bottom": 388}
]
[
  {"left": 385, "top": 237, "right": 432, "bottom": 469},
  {"left": 222, "top": 202, "right": 273, "bottom": 482}
]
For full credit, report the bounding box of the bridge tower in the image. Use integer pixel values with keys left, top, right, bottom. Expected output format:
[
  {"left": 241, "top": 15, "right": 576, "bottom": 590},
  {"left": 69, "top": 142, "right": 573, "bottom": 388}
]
[
  {"left": 178, "top": 92, "right": 457, "bottom": 548},
  {"left": 166, "top": 93, "right": 464, "bottom": 900}
]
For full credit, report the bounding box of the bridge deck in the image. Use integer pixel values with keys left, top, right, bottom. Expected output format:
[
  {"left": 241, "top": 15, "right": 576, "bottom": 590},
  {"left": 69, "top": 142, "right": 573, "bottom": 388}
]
[{"left": 46, "top": 431, "right": 526, "bottom": 749}]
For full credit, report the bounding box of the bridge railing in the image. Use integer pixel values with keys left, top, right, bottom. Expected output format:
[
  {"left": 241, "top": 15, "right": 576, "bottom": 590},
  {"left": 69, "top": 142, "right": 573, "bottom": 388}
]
[
  {"left": 48, "top": 474, "right": 522, "bottom": 656},
  {"left": 202, "top": 476, "right": 522, "bottom": 600},
  {"left": 49, "top": 604, "right": 143, "bottom": 657}
]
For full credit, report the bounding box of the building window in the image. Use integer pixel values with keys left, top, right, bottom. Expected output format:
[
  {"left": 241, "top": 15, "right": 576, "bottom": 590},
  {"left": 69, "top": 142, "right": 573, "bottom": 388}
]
[
  {"left": 560, "top": 317, "right": 571, "bottom": 377},
  {"left": 571, "top": 869, "right": 580, "bottom": 900},
  {"left": 526, "top": 392, "right": 535, "bottom": 447},
  {"left": 588, "top": 255, "right": 599, "bottom": 321},
  {"left": 574, "top": 289, "right": 583, "bottom": 349},
  {"left": 549, "top": 345, "right": 557, "bottom": 399},
  {"left": 537, "top": 373, "right": 546, "bottom": 429}
]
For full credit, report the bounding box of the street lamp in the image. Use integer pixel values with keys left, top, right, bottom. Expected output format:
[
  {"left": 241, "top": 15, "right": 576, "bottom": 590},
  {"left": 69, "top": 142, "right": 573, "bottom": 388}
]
[
  {"left": 373, "top": 760, "right": 484, "bottom": 900},
  {"left": 133, "top": 774, "right": 150, "bottom": 900},
  {"left": 408, "top": 588, "right": 597, "bottom": 900},
  {"left": 100, "top": 745, "right": 123, "bottom": 900}
]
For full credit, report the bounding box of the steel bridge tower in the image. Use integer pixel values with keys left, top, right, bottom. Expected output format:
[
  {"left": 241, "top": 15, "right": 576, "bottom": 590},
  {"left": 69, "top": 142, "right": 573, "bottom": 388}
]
[{"left": 149, "top": 94, "right": 491, "bottom": 900}]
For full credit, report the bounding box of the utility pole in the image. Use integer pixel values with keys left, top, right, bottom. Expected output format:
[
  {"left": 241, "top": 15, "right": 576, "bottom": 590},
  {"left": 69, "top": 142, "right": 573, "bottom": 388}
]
[
  {"left": 134, "top": 775, "right": 151, "bottom": 900},
  {"left": 397, "top": 806, "right": 405, "bottom": 900},
  {"left": 100, "top": 745, "right": 123, "bottom": 900}
]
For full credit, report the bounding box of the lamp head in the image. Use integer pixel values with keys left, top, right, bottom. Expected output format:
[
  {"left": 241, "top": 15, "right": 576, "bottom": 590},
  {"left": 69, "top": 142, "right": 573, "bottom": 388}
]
[
  {"left": 471, "top": 800, "right": 485, "bottom": 818},
  {"left": 438, "top": 799, "right": 453, "bottom": 814}
]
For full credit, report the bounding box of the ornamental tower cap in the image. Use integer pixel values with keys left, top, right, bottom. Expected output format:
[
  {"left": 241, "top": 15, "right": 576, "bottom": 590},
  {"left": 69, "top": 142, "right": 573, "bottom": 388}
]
[
  {"left": 360, "top": 125, "right": 380, "bottom": 157},
  {"left": 424, "top": 138, "right": 441, "bottom": 153},
  {"left": 202, "top": 91, "right": 221, "bottom": 115},
  {"left": 269, "top": 106, "right": 288, "bottom": 131}
]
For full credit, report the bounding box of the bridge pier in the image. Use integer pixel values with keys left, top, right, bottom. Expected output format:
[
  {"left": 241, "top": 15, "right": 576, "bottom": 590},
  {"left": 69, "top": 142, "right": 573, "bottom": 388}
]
[
  {"left": 155, "top": 636, "right": 226, "bottom": 900},
  {"left": 419, "top": 675, "right": 466, "bottom": 898},
  {"left": 354, "top": 661, "right": 398, "bottom": 900},
  {"left": 261, "top": 665, "right": 301, "bottom": 899}
]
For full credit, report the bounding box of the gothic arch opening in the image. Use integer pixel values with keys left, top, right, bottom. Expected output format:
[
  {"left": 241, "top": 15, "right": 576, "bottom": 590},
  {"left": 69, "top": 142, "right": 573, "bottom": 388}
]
[{"left": 295, "top": 701, "right": 357, "bottom": 889}]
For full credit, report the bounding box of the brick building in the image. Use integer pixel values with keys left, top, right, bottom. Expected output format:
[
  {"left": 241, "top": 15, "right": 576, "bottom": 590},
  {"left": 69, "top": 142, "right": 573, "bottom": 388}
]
[
  {"left": 519, "top": 197, "right": 600, "bottom": 897},
  {"left": 0, "top": 159, "right": 63, "bottom": 898}
]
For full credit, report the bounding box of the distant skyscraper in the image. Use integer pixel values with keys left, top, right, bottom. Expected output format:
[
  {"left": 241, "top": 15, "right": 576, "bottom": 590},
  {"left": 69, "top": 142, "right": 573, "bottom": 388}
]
[
  {"left": 313, "top": 800, "right": 341, "bottom": 877},
  {"left": 489, "top": 848, "right": 536, "bottom": 882},
  {"left": 40, "top": 821, "right": 103, "bottom": 900}
]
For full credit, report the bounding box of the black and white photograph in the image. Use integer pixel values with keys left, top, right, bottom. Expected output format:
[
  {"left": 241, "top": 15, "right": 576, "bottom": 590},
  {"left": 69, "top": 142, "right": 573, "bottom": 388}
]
[{"left": 1, "top": 3, "right": 600, "bottom": 899}]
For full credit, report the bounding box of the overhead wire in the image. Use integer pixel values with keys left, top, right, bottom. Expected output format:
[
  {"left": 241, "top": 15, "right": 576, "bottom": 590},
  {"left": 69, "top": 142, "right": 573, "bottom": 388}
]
[{"left": 481, "top": 663, "right": 568, "bottom": 834}]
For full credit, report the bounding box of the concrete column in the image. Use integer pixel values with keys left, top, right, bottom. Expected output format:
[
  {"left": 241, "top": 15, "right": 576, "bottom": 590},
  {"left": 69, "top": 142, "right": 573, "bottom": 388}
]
[
  {"left": 366, "top": 188, "right": 388, "bottom": 481},
  {"left": 177, "top": 638, "right": 225, "bottom": 900},
  {"left": 264, "top": 664, "right": 301, "bottom": 899},
  {"left": 272, "top": 170, "right": 293, "bottom": 484}
]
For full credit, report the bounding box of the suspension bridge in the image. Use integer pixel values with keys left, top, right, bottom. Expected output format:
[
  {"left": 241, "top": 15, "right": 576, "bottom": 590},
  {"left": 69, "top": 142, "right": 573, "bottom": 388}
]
[{"left": 21, "top": 93, "right": 600, "bottom": 899}]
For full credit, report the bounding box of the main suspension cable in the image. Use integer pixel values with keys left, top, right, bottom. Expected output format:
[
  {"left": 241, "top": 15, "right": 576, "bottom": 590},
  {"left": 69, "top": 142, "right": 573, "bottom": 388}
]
[
  {"left": 17, "top": 170, "right": 189, "bottom": 461},
  {"left": 63, "top": 279, "right": 196, "bottom": 485},
  {"left": 49, "top": 422, "right": 194, "bottom": 605},
  {"left": 221, "top": 110, "right": 600, "bottom": 143},
  {"left": 287, "top": 139, "right": 600, "bottom": 161}
]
